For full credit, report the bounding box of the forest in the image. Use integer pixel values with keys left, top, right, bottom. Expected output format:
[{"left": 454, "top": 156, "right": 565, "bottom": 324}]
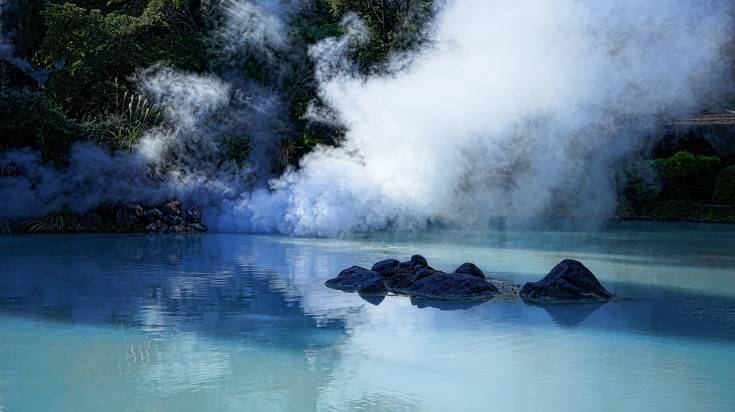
[{"left": 1, "top": 0, "right": 735, "bottom": 231}]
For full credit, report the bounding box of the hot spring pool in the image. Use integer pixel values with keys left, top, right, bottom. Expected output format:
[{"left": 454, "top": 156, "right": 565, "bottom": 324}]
[{"left": 1, "top": 223, "right": 734, "bottom": 411}]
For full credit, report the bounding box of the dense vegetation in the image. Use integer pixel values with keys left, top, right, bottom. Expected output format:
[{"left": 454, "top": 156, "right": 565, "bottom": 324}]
[
  {"left": 1, "top": 0, "right": 735, "bottom": 223},
  {"left": 1, "top": 0, "right": 435, "bottom": 165}
]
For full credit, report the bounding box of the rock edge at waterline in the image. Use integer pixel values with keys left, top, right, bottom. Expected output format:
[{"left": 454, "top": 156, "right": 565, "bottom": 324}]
[
  {"left": 1, "top": 199, "right": 207, "bottom": 234},
  {"left": 326, "top": 256, "right": 615, "bottom": 303},
  {"left": 519, "top": 259, "right": 614, "bottom": 302}
]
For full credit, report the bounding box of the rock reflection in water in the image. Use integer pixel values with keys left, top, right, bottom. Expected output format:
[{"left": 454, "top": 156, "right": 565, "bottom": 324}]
[{"left": 522, "top": 300, "right": 610, "bottom": 327}]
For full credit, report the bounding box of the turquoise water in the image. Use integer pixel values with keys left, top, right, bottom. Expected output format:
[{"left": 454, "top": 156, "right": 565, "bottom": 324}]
[{"left": 0, "top": 223, "right": 734, "bottom": 411}]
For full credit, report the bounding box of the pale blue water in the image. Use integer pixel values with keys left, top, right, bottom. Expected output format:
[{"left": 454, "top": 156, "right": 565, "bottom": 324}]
[{"left": 0, "top": 223, "right": 734, "bottom": 411}]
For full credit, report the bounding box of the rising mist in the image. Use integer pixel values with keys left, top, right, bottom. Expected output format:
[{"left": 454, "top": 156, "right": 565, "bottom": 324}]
[{"left": 2, "top": 0, "right": 734, "bottom": 236}]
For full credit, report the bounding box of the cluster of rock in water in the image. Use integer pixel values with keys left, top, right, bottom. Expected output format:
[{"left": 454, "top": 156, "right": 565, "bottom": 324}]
[
  {"left": 3, "top": 200, "right": 207, "bottom": 234},
  {"left": 326, "top": 255, "right": 614, "bottom": 303}
]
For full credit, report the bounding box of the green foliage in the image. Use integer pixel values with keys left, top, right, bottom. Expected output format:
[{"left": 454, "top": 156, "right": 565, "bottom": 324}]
[
  {"left": 292, "top": 2, "right": 343, "bottom": 43},
  {"left": 220, "top": 134, "right": 252, "bottom": 166},
  {"left": 22, "top": 209, "right": 79, "bottom": 232},
  {"left": 0, "top": 83, "right": 95, "bottom": 162},
  {"left": 275, "top": 137, "right": 299, "bottom": 173},
  {"left": 0, "top": 0, "right": 46, "bottom": 60},
  {"left": 36, "top": 1, "right": 207, "bottom": 117},
  {"left": 326, "top": 0, "right": 435, "bottom": 74},
  {"left": 652, "top": 150, "right": 721, "bottom": 200},
  {"left": 621, "top": 178, "right": 659, "bottom": 210},
  {"left": 95, "top": 84, "right": 161, "bottom": 152},
  {"left": 714, "top": 165, "right": 735, "bottom": 204}
]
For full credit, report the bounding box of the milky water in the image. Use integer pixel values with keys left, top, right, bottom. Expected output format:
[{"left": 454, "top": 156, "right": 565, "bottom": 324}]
[{"left": 0, "top": 223, "right": 734, "bottom": 411}]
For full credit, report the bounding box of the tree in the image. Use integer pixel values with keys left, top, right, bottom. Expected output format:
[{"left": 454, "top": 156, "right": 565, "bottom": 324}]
[
  {"left": 714, "top": 165, "right": 735, "bottom": 205},
  {"left": 653, "top": 150, "right": 721, "bottom": 201},
  {"left": 35, "top": 1, "right": 207, "bottom": 117}
]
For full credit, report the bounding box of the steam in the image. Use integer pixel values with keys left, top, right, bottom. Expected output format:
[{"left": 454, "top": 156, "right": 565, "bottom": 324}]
[
  {"left": 216, "top": 0, "right": 735, "bottom": 235},
  {"left": 217, "top": 0, "right": 307, "bottom": 55},
  {"left": 0, "top": 0, "right": 46, "bottom": 83},
  {"left": 1, "top": 0, "right": 734, "bottom": 236}
]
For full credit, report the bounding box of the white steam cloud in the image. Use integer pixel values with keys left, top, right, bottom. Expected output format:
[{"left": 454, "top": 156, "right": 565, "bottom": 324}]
[
  {"left": 214, "top": 0, "right": 735, "bottom": 235},
  {"left": 1, "top": 0, "right": 734, "bottom": 236},
  {"left": 217, "top": 0, "right": 308, "bottom": 58}
]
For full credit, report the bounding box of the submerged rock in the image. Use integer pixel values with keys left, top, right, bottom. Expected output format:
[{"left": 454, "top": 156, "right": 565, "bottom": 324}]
[
  {"left": 325, "top": 266, "right": 382, "bottom": 292},
  {"left": 519, "top": 259, "right": 613, "bottom": 301}
]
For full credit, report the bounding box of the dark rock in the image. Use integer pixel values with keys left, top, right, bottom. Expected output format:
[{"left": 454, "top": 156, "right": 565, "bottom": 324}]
[
  {"left": 97, "top": 208, "right": 117, "bottom": 228},
  {"left": 384, "top": 268, "right": 418, "bottom": 290},
  {"left": 162, "top": 214, "right": 184, "bottom": 226},
  {"left": 414, "top": 267, "right": 438, "bottom": 281},
  {"left": 377, "top": 267, "right": 399, "bottom": 278},
  {"left": 145, "top": 220, "right": 169, "bottom": 233},
  {"left": 162, "top": 200, "right": 182, "bottom": 216},
  {"left": 185, "top": 223, "right": 208, "bottom": 232},
  {"left": 143, "top": 208, "right": 163, "bottom": 223},
  {"left": 185, "top": 207, "right": 202, "bottom": 224},
  {"left": 115, "top": 205, "right": 143, "bottom": 231},
  {"left": 169, "top": 224, "right": 186, "bottom": 234},
  {"left": 400, "top": 273, "right": 499, "bottom": 299},
  {"left": 397, "top": 261, "right": 412, "bottom": 269},
  {"left": 410, "top": 254, "right": 429, "bottom": 268},
  {"left": 325, "top": 266, "right": 382, "bottom": 292},
  {"left": 454, "top": 262, "right": 485, "bottom": 279},
  {"left": 77, "top": 212, "right": 104, "bottom": 232},
  {"left": 356, "top": 277, "right": 388, "bottom": 295},
  {"left": 519, "top": 259, "right": 614, "bottom": 301},
  {"left": 371, "top": 259, "right": 399, "bottom": 274}
]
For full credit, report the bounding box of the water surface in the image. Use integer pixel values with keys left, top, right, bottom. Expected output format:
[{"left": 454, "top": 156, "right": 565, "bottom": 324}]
[{"left": 1, "top": 223, "right": 734, "bottom": 411}]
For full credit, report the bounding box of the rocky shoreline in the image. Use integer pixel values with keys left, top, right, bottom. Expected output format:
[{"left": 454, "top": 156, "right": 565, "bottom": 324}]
[{"left": 1, "top": 200, "right": 207, "bottom": 235}]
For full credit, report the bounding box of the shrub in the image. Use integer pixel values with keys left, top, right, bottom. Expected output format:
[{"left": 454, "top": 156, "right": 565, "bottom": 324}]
[
  {"left": 652, "top": 150, "right": 720, "bottom": 200},
  {"left": 220, "top": 134, "right": 252, "bottom": 166},
  {"left": 714, "top": 165, "right": 735, "bottom": 204},
  {"left": 0, "top": 86, "right": 95, "bottom": 162}
]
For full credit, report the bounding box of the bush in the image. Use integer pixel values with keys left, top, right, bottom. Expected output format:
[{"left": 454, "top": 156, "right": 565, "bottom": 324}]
[
  {"left": 0, "top": 86, "right": 96, "bottom": 162},
  {"left": 714, "top": 165, "right": 735, "bottom": 204},
  {"left": 220, "top": 134, "right": 252, "bottom": 166},
  {"left": 652, "top": 150, "right": 720, "bottom": 200}
]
